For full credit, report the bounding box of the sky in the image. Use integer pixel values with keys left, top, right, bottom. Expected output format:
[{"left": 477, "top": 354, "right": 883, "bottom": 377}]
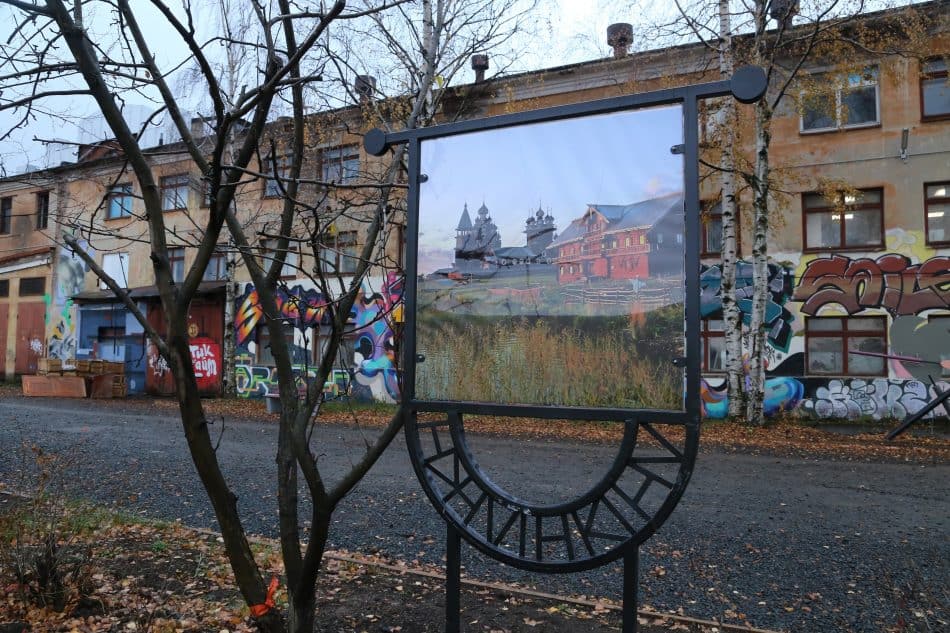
[
  {"left": 0, "top": 1, "right": 630, "bottom": 174},
  {"left": 417, "top": 105, "right": 684, "bottom": 275}
]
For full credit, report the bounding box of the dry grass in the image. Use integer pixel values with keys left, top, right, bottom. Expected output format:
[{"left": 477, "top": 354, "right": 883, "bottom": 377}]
[{"left": 416, "top": 317, "right": 681, "bottom": 409}]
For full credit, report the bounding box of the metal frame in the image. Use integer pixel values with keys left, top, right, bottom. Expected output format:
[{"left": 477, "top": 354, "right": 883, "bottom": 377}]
[{"left": 366, "top": 66, "right": 766, "bottom": 633}]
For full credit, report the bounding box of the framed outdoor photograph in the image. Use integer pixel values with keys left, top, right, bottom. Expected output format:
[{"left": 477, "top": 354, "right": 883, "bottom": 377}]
[{"left": 413, "top": 105, "right": 686, "bottom": 411}]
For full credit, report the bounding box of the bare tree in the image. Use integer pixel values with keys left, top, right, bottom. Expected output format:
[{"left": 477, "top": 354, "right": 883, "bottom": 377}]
[{"left": 0, "top": 0, "right": 543, "bottom": 630}]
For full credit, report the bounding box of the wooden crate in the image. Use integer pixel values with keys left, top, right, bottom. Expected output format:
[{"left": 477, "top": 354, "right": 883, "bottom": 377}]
[
  {"left": 105, "top": 361, "right": 125, "bottom": 375},
  {"left": 36, "top": 358, "right": 62, "bottom": 375},
  {"left": 88, "top": 359, "right": 104, "bottom": 375},
  {"left": 76, "top": 359, "right": 91, "bottom": 373}
]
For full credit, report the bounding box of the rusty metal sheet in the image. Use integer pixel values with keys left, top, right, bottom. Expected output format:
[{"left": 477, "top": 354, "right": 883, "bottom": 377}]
[{"left": 21, "top": 375, "right": 88, "bottom": 398}]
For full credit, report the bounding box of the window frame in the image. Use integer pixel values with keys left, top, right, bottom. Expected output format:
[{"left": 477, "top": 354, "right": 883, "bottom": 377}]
[
  {"left": 256, "top": 321, "right": 296, "bottom": 365},
  {"left": 160, "top": 173, "right": 190, "bottom": 212},
  {"left": 802, "top": 187, "right": 885, "bottom": 253},
  {"left": 800, "top": 67, "right": 881, "bottom": 134},
  {"left": 805, "top": 316, "right": 888, "bottom": 377},
  {"left": 168, "top": 247, "right": 186, "bottom": 283},
  {"left": 700, "top": 318, "right": 726, "bottom": 373},
  {"left": 19, "top": 276, "right": 46, "bottom": 296},
  {"left": 700, "top": 201, "right": 734, "bottom": 258},
  {"left": 0, "top": 279, "right": 8, "bottom": 297},
  {"left": 312, "top": 325, "right": 356, "bottom": 370},
  {"left": 261, "top": 238, "right": 300, "bottom": 280},
  {"left": 36, "top": 191, "right": 50, "bottom": 230},
  {"left": 924, "top": 181, "right": 950, "bottom": 247},
  {"left": 106, "top": 183, "right": 133, "bottom": 219},
  {"left": 262, "top": 154, "right": 290, "bottom": 199},
  {"left": 319, "top": 230, "right": 359, "bottom": 275},
  {"left": 101, "top": 252, "right": 129, "bottom": 289},
  {"left": 0, "top": 196, "right": 12, "bottom": 234},
  {"left": 319, "top": 145, "right": 360, "bottom": 185},
  {"left": 919, "top": 57, "right": 950, "bottom": 122},
  {"left": 203, "top": 250, "right": 228, "bottom": 281}
]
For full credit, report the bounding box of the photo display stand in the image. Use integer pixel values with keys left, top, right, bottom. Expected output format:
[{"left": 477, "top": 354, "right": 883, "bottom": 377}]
[{"left": 365, "top": 66, "right": 766, "bottom": 633}]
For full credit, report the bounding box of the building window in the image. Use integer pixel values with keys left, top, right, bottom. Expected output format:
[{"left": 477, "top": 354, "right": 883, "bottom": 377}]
[
  {"left": 701, "top": 319, "right": 725, "bottom": 372},
  {"left": 929, "top": 315, "right": 950, "bottom": 377},
  {"left": 803, "top": 188, "right": 883, "bottom": 251},
  {"left": 0, "top": 279, "right": 8, "bottom": 297},
  {"left": 256, "top": 322, "right": 296, "bottom": 365},
  {"left": 203, "top": 250, "right": 228, "bottom": 281},
  {"left": 263, "top": 155, "right": 290, "bottom": 198},
  {"left": 801, "top": 67, "right": 879, "bottom": 132},
  {"left": 101, "top": 252, "right": 129, "bottom": 289},
  {"left": 319, "top": 146, "right": 360, "bottom": 184},
  {"left": 312, "top": 326, "right": 356, "bottom": 370},
  {"left": 161, "top": 174, "right": 189, "bottom": 211},
  {"left": 320, "top": 230, "right": 359, "bottom": 275},
  {"left": 36, "top": 191, "right": 49, "bottom": 230},
  {"left": 925, "top": 181, "right": 949, "bottom": 246},
  {"left": 920, "top": 58, "right": 950, "bottom": 121},
  {"left": 701, "top": 201, "right": 736, "bottom": 258},
  {"left": 19, "top": 277, "right": 46, "bottom": 296},
  {"left": 168, "top": 247, "right": 185, "bottom": 283},
  {"left": 201, "top": 180, "right": 213, "bottom": 208},
  {"left": 261, "top": 239, "right": 299, "bottom": 279},
  {"left": 806, "top": 316, "right": 886, "bottom": 376},
  {"left": 0, "top": 197, "right": 11, "bottom": 234},
  {"left": 107, "top": 183, "right": 133, "bottom": 219}
]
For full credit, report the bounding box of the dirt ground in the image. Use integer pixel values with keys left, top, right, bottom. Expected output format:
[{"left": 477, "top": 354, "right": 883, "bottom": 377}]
[{"left": 0, "top": 493, "right": 739, "bottom": 633}]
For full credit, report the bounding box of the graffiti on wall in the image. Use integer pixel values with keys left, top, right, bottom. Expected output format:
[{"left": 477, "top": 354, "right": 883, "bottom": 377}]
[
  {"left": 701, "top": 260, "right": 796, "bottom": 351},
  {"left": 234, "top": 358, "right": 351, "bottom": 399},
  {"left": 801, "top": 378, "right": 950, "bottom": 420},
  {"left": 701, "top": 375, "right": 805, "bottom": 419},
  {"left": 794, "top": 254, "right": 950, "bottom": 316},
  {"left": 234, "top": 273, "right": 403, "bottom": 403},
  {"left": 46, "top": 243, "right": 89, "bottom": 359},
  {"left": 190, "top": 337, "right": 221, "bottom": 392}
]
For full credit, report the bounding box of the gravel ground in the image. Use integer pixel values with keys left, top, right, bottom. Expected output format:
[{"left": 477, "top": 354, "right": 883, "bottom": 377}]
[{"left": 1, "top": 396, "right": 947, "bottom": 632}]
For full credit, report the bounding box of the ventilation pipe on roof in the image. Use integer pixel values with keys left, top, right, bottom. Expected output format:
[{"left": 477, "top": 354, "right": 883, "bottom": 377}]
[
  {"left": 769, "top": 0, "right": 799, "bottom": 25},
  {"left": 607, "top": 23, "right": 633, "bottom": 59},
  {"left": 355, "top": 75, "right": 376, "bottom": 104},
  {"left": 471, "top": 54, "right": 489, "bottom": 83}
]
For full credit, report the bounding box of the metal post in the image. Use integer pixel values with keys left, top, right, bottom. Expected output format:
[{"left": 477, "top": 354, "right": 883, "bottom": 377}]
[
  {"left": 446, "top": 524, "right": 461, "bottom": 633},
  {"left": 623, "top": 547, "right": 639, "bottom": 633}
]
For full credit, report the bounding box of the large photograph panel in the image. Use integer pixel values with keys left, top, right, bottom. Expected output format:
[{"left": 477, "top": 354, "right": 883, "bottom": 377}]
[{"left": 415, "top": 106, "right": 686, "bottom": 410}]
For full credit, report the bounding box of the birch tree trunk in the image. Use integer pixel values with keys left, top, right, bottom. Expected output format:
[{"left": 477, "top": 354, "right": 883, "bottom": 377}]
[
  {"left": 717, "top": 0, "right": 745, "bottom": 418},
  {"left": 745, "top": 0, "right": 771, "bottom": 426}
]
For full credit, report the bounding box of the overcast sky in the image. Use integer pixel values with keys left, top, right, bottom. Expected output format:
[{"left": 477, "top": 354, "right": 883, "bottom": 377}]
[
  {"left": 417, "top": 105, "right": 684, "bottom": 275},
  {"left": 0, "top": 1, "right": 641, "bottom": 173}
]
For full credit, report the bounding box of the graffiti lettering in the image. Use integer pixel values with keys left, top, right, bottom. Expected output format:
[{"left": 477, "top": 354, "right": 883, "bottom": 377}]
[
  {"left": 801, "top": 378, "right": 949, "bottom": 421},
  {"left": 794, "top": 254, "right": 950, "bottom": 316},
  {"left": 701, "top": 376, "right": 804, "bottom": 419}
]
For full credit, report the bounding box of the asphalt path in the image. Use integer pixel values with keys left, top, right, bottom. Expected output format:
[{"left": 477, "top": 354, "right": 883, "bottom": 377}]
[{"left": 1, "top": 397, "right": 946, "bottom": 632}]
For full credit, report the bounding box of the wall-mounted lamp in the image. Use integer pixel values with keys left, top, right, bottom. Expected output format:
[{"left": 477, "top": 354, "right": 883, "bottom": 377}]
[{"left": 900, "top": 127, "right": 909, "bottom": 162}]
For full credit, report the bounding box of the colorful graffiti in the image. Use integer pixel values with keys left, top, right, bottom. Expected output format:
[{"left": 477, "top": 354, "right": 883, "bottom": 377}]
[
  {"left": 794, "top": 254, "right": 950, "bottom": 316},
  {"left": 234, "top": 273, "right": 403, "bottom": 403},
  {"left": 700, "top": 260, "right": 796, "bottom": 351},
  {"left": 801, "top": 378, "right": 950, "bottom": 421},
  {"left": 701, "top": 376, "right": 805, "bottom": 419},
  {"left": 234, "top": 359, "right": 351, "bottom": 400},
  {"left": 46, "top": 243, "right": 88, "bottom": 359}
]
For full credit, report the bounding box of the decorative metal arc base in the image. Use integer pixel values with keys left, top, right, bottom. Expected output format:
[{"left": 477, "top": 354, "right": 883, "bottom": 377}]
[{"left": 407, "top": 409, "right": 698, "bottom": 631}]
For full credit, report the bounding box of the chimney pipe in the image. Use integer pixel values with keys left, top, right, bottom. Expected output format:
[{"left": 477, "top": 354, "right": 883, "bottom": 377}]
[
  {"left": 607, "top": 23, "right": 633, "bottom": 59},
  {"left": 355, "top": 75, "right": 376, "bottom": 104},
  {"left": 471, "top": 54, "right": 489, "bottom": 83},
  {"left": 769, "top": 0, "right": 799, "bottom": 24}
]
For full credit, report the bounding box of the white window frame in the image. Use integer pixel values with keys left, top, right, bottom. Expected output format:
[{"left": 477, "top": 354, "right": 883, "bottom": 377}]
[
  {"left": 800, "top": 66, "right": 880, "bottom": 133},
  {"left": 101, "top": 252, "right": 129, "bottom": 289}
]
